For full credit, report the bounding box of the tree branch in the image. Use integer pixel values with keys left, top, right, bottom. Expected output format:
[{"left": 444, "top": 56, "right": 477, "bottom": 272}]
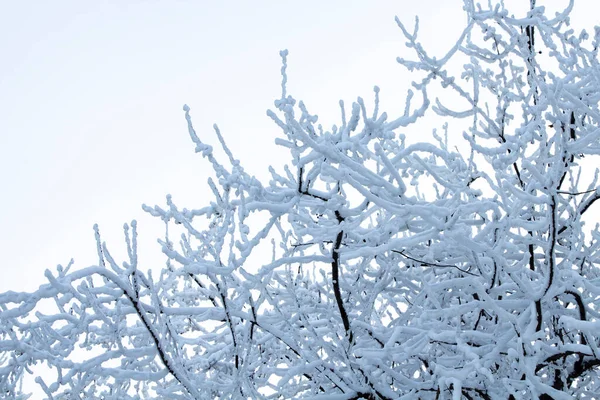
[
  {"left": 391, "top": 250, "right": 477, "bottom": 276},
  {"left": 332, "top": 211, "right": 352, "bottom": 343}
]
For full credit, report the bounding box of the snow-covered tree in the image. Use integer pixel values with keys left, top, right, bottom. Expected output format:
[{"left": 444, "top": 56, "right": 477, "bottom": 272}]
[{"left": 1, "top": 1, "right": 599, "bottom": 398}]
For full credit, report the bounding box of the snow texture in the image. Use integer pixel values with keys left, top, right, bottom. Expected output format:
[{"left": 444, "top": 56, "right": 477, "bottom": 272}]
[{"left": 1, "top": 1, "right": 600, "bottom": 398}]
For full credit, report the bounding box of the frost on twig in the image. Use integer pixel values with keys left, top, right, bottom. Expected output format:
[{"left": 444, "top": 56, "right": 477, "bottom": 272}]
[{"left": 1, "top": 1, "right": 600, "bottom": 399}]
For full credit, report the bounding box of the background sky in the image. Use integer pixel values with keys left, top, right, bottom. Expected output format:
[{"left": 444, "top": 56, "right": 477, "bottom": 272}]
[{"left": 0, "top": 0, "right": 596, "bottom": 294}]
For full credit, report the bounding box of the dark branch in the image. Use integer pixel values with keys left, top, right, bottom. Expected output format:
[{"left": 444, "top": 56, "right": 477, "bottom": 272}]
[
  {"left": 391, "top": 250, "right": 477, "bottom": 276},
  {"left": 332, "top": 210, "right": 352, "bottom": 343}
]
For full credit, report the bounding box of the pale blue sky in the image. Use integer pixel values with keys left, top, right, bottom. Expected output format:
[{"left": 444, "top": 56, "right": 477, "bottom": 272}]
[{"left": 0, "top": 0, "right": 594, "bottom": 293}]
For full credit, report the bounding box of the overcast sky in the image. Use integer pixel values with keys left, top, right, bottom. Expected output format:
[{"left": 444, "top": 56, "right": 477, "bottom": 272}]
[{"left": 0, "top": 0, "right": 595, "bottom": 294}]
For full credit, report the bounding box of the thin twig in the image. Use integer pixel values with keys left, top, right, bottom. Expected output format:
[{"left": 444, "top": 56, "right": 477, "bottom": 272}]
[{"left": 392, "top": 250, "right": 477, "bottom": 276}]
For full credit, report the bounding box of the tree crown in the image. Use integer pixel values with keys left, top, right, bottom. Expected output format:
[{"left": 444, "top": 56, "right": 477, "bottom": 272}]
[{"left": 1, "top": 1, "right": 600, "bottom": 399}]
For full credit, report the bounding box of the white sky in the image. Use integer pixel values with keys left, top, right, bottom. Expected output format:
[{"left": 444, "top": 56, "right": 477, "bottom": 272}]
[{"left": 0, "top": 0, "right": 596, "bottom": 294}]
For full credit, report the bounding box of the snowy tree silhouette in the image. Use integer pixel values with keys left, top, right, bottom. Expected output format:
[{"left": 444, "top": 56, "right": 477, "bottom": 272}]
[{"left": 1, "top": 1, "right": 599, "bottom": 398}]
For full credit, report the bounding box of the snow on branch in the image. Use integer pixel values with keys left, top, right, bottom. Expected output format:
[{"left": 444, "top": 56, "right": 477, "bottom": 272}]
[{"left": 1, "top": 1, "right": 600, "bottom": 398}]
